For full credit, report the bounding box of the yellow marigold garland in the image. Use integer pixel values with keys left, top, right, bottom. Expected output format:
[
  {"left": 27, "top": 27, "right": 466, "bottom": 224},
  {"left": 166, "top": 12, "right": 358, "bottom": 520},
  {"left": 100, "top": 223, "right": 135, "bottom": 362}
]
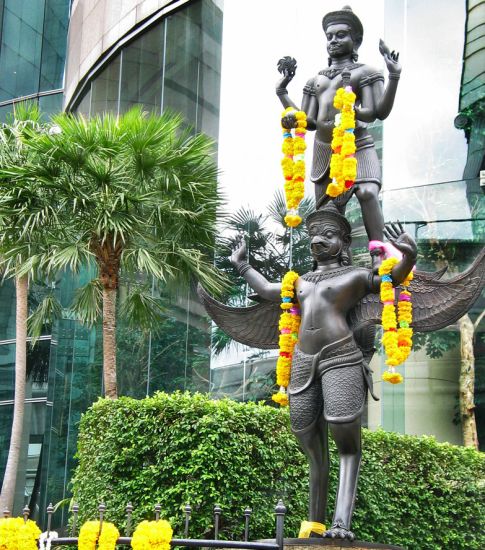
[
  {"left": 328, "top": 86, "right": 357, "bottom": 198},
  {"left": 272, "top": 271, "right": 300, "bottom": 406},
  {"left": 281, "top": 107, "right": 307, "bottom": 227},
  {"left": 378, "top": 258, "right": 414, "bottom": 383},
  {"left": 131, "top": 519, "right": 173, "bottom": 550},
  {"left": 78, "top": 520, "right": 120, "bottom": 550},
  {"left": 0, "top": 517, "right": 41, "bottom": 550}
]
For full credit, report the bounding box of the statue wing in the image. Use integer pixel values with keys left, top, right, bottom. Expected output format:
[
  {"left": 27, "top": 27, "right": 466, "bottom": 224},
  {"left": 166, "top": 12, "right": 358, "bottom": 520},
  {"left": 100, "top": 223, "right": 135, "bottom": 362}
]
[
  {"left": 197, "top": 284, "right": 280, "bottom": 349},
  {"left": 349, "top": 248, "right": 485, "bottom": 333}
]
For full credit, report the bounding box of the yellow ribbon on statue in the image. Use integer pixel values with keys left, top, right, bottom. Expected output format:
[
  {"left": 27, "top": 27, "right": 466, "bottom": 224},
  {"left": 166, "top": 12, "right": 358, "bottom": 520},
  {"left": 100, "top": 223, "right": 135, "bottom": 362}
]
[{"left": 298, "top": 520, "right": 326, "bottom": 538}]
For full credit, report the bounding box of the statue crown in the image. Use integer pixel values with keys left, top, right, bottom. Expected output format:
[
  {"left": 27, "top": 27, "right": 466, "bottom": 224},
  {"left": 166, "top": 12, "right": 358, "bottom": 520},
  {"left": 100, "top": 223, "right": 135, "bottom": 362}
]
[
  {"left": 322, "top": 6, "right": 364, "bottom": 46},
  {"left": 306, "top": 205, "right": 352, "bottom": 238}
]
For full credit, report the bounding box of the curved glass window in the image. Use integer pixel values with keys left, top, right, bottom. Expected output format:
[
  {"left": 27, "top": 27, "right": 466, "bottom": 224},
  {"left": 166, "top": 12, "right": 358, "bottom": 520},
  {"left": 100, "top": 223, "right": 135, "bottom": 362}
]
[{"left": 72, "top": 0, "right": 222, "bottom": 139}]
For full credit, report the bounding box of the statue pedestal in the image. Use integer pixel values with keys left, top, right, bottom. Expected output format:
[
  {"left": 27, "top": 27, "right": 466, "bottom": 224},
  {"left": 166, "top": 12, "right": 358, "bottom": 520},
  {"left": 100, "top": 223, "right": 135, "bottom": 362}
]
[{"left": 261, "top": 539, "right": 404, "bottom": 550}]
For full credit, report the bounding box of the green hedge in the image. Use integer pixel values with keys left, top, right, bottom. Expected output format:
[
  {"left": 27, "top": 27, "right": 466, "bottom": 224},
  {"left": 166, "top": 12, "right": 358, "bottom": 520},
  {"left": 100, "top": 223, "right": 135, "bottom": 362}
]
[{"left": 72, "top": 392, "right": 484, "bottom": 549}]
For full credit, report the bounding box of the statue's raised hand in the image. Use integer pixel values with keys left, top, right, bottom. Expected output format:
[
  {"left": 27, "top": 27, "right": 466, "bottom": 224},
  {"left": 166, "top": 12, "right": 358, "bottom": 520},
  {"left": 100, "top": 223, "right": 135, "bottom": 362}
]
[
  {"left": 276, "top": 56, "right": 297, "bottom": 89},
  {"left": 379, "top": 39, "right": 401, "bottom": 75},
  {"left": 230, "top": 235, "right": 248, "bottom": 268},
  {"left": 384, "top": 222, "right": 417, "bottom": 260}
]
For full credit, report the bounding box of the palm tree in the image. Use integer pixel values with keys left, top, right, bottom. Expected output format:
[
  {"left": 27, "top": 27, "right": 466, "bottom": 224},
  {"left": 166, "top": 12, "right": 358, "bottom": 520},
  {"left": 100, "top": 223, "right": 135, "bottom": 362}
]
[
  {"left": 14, "top": 107, "right": 226, "bottom": 399},
  {"left": 0, "top": 103, "right": 58, "bottom": 513}
]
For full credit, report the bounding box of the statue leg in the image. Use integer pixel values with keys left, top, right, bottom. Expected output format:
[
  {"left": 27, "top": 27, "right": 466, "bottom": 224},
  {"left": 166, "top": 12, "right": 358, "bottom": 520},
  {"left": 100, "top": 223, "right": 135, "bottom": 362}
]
[
  {"left": 354, "top": 182, "right": 384, "bottom": 242},
  {"left": 354, "top": 182, "right": 384, "bottom": 269},
  {"left": 324, "top": 418, "right": 361, "bottom": 541},
  {"left": 292, "top": 416, "right": 330, "bottom": 525},
  {"left": 288, "top": 354, "right": 328, "bottom": 529}
]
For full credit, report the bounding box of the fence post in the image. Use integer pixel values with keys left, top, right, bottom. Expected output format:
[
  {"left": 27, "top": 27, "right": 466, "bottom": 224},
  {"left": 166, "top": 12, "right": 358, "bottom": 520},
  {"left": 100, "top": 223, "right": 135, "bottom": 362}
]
[
  {"left": 274, "top": 500, "right": 286, "bottom": 550},
  {"left": 214, "top": 504, "right": 222, "bottom": 540},
  {"left": 98, "top": 503, "right": 106, "bottom": 534},
  {"left": 244, "top": 507, "right": 252, "bottom": 541},
  {"left": 125, "top": 503, "right": 133, "bottom": 537},
  {"left": 184, "top": 504, "right": 192, "bottom": 538},
  {"left": 46, "top": 503, "right": 53, "bottom": 536},
  {"left": 71, "top": 503, "right": 79, "bottom": 536},
  {"left": 155, "top": 503, "right": 161, "bottom": 522},
  {"left": 3, "top": 509, "right": 10, "bottom": 518},
  {"left": 22, "top": 505, "right": 30, "bottom": 523}
]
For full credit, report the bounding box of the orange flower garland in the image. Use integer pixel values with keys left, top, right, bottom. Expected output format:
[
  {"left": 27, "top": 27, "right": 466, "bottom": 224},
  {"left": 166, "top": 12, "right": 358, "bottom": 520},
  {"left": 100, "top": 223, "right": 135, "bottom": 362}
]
[
  {"left": 379, "top": 258, "right": 413, "bottom": 383},
  {"left": 272, "top": 270, "right": 300, "bottom": 406},
  {"left": 281, "top": 108, "right": 307, "bottom": 227},
  {"left": 328, "top": 86, "right": 357, "bottom": 197}
]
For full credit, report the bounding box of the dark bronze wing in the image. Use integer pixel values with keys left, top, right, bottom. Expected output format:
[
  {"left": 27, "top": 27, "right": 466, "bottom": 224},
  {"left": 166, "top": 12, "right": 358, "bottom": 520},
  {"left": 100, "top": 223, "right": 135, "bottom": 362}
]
[
  {"left": 197, "top": 284, "right": 280, "bottom": 349},
  {"left": 348, "top": 248, "right": 485, "bottom": 333}
]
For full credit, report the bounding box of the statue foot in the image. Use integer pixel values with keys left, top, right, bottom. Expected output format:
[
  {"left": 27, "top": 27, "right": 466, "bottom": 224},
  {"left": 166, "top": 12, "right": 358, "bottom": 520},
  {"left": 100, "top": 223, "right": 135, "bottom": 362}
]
[{"left": 323, "top": 522, "right": 355, "bottom": 541}]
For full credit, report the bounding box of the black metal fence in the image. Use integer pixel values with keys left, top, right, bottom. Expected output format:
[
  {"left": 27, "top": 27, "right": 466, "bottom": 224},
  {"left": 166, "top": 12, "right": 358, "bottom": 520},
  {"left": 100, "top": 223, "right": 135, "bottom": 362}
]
[{"left": 3, "top": 500, "right": 286, "bottom": 549}]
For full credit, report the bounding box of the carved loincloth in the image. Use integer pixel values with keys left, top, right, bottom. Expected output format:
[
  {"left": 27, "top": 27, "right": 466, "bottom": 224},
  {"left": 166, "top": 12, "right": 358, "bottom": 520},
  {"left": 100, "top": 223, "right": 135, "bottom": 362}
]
[
  {"left": 288, "top": 334, "right": 376, "bottom": 431},
  {"left": 311, "top": 134, "right": 381, "bottom": 187}
]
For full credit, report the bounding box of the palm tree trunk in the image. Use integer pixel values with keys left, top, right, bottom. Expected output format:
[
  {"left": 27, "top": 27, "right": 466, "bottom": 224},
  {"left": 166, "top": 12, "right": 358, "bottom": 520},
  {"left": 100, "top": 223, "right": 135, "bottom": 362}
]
[
  {"left": 0, "top": 274, "right": 28, "bottom": 513},
  {"left": 458, "top": 314, "right": 479, "bottom": 450},
  {"left": 102, "top": 286, "right": 118, "bottom": 399}
]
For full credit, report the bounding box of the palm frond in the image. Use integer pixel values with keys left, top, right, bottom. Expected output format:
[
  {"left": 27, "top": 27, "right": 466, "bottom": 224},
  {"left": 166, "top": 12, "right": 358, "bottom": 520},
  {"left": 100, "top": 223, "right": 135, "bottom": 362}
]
[
  {"left": 27, "top": 292, "right": 62, "bottom": 344},
  {"left": 119, "top": 286, "right": 166, "bottom": 332},
  {"left": 69, "top": 279, "right": 102, "bottom": 326}
]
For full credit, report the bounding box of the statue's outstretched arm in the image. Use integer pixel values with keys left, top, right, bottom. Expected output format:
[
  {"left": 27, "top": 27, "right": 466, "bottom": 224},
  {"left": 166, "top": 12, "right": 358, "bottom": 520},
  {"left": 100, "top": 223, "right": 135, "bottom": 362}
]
[
  {"left": 384, "top": 222, "right": 417, "bottom": 284},
  {"left": 276, "top": 57, "right": 299, "bottom": 110},
  {"left": 369, "top": 222, "right": 417, "bottom": 290},
  {"left": 374, "top": 40, "right": 401, "bottom": 120},
  {"left": 230, "top": 238, "right": 281, "bottom": 302}
]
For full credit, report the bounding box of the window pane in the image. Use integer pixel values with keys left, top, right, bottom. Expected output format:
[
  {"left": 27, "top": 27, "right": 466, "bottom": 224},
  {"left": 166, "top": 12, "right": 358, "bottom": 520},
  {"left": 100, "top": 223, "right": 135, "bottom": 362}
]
[
  {"left": 91, "top": 54, "right": 120, "bottom": 115},
  {"left": 119, "top": 24, "right": 163, "bottom": 114}
]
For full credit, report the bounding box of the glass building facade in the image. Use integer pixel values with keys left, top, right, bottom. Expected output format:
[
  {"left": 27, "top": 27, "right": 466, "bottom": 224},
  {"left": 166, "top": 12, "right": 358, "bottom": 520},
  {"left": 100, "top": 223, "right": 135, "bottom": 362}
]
[
  {"left": 0, "top": 0, "right": 69, "bottom": 121},
  {"left": 0, "top": 0, "right": 223, "bottom": 522}
]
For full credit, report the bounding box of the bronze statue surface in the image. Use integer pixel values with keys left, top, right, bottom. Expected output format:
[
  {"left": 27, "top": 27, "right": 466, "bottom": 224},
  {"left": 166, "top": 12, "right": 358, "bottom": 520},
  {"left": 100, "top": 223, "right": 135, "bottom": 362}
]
[
  {"left": 199, "top": 4, "right": 485, "bottom": 544},
  {"left": 276, "top": 6, "right": 400, "bottom": 266}
]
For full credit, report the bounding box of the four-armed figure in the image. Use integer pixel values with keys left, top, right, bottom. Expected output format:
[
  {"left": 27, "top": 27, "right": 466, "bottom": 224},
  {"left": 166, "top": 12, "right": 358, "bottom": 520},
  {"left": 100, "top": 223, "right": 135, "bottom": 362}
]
[
  {"left": 230, "top": 207, "right": 417, "bottom": 540},
  {"left": 276, "top": 6, "right": 401, "bottom": 266}
]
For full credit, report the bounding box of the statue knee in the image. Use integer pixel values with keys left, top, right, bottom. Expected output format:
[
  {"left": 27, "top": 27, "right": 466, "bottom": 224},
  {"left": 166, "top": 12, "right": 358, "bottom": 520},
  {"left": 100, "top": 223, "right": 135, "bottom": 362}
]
[{"left": 354, "top": 184, "right": 379, "bottom": 203}]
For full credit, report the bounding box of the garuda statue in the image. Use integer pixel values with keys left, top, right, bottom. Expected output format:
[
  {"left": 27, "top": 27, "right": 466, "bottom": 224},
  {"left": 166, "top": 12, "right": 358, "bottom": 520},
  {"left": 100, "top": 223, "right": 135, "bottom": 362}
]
[
  {"left": 199, "top": 3, "right": 485, "bottom": 544},
  {"left": 199, "top": 207, "right": 485, "bottom": 541}
]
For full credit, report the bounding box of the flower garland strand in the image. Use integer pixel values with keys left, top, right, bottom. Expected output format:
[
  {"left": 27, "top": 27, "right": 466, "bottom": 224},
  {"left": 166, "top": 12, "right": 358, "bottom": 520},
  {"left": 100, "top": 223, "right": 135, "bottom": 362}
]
[
  {"left": 378, "top": 258, "right": 413, "bottom": 383},
  {"left": 131, "top": 519, "right": 173, "bottom": 550},
  {"left": 328, "top": 86, "right": 357, "bottom": 198},
  {"left": 281, "top": 107, "right": 307, "bottom": 227},
  {"left": 272, "top": 270, "right": 300, "bottom": 406},
  {"left": 0, "top": 517, "right": 41, "bottom": 550},
  {"left": 78, "top": 520, "right": 119, "bottom": 550}
]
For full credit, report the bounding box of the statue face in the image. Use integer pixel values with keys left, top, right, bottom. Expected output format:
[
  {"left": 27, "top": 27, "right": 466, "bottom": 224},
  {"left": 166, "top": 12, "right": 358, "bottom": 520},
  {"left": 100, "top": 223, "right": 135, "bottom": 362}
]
[
  {"left": 325, "top": 23, "right": 354, "bottom": 59},
  {"left": 309, "top": 220, "right": 344, "bottom": 261}
]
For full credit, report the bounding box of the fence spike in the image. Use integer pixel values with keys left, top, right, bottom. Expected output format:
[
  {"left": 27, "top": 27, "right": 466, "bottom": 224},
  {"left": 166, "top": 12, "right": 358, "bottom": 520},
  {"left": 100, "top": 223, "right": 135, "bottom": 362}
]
[
  {"left": 22, "top": 505, "right": 30, "bottom": 523},
  {"left": 71, "top": 503, "right": 79, "bottom": 536},
  {"left": 184, "top": 504, "right": 192, "bottom": 538},
  {"left": 125, "top": 502, "right": 133, "bottom": 537},
  {"left": 214, "top": 504, "right": 222, "bottom": 540},
  {"left": 46, "top": 503, "right": 54, "bottom": 536},
  {"left": 274, "top": 500, "right": 286, "bottom": 550},
  {"left": 244, "top": 507, "right": 252, "bottom": 541},
  {"left": 98, "top": 502, "right": 106, "bottom": 535},
  {"left": 154, "top": 503, "right": 161, "bottom": 522}
]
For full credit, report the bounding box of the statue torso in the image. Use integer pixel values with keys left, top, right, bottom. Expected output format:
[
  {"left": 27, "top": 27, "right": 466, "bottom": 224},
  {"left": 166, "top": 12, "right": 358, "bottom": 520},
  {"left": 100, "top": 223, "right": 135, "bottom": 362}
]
[
  {"left": 312, "top": 63, "right": 377, "bottom": 142},
  {"left": 296, "top": 266, "right": 371, "bottom": 354}
]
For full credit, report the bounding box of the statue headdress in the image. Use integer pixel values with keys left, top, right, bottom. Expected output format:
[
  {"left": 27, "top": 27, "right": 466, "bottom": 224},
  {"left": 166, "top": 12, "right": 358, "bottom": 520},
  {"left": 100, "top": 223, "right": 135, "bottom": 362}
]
[
  {"left": 306, "top": 204, "right": 352, "bottom": 267},
  {"left": 322, "top": 5, "right": 363, "bottom": 63}
]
